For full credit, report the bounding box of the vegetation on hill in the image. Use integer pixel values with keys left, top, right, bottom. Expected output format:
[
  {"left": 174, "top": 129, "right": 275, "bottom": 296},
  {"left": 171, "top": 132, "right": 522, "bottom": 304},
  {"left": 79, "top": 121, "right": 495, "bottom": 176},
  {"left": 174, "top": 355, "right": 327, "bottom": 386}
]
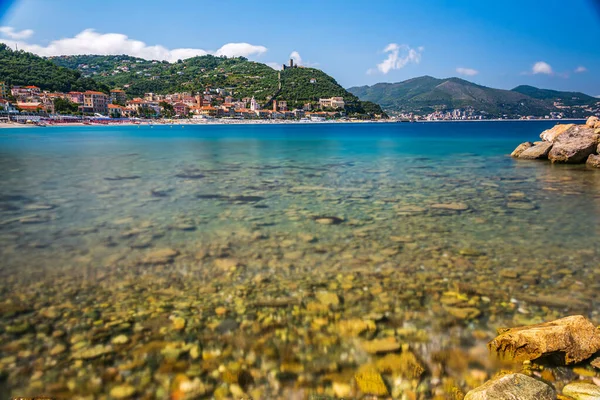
[
  {"left": 50, "top": 54, "right": 385, "bottom": 117},
  {"left": 511, "top": 85, "right": 598, "bottom": 106},
  {"left": 0, "top": 44, "right": 108, "bottom": 93},
  {"left": 349, "top": 76, "right": 598, "bottom": 118}
]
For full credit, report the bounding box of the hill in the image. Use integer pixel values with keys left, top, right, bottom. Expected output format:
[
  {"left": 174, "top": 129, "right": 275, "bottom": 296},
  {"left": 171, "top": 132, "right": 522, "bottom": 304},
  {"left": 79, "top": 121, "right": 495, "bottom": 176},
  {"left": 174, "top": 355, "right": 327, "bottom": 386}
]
[
  {"left": 0, "top": 44, "right": 108, "bottom": 93},
  {"left": 348, "top": 76, "right": 598, "bottom": 118},
  {"left": 512, "top": 85, "right": 597, "bottom": 106},
  {"left": 50, "top": 54, "right": 385, "bottom": 117}
]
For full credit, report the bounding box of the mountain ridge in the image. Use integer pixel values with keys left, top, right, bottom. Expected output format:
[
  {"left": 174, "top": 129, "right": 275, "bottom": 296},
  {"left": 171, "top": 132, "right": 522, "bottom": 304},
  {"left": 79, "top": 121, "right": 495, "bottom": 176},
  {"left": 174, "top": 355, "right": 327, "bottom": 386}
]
[{"left": 348, "top": 76, "right": 598, "bottom": 118}]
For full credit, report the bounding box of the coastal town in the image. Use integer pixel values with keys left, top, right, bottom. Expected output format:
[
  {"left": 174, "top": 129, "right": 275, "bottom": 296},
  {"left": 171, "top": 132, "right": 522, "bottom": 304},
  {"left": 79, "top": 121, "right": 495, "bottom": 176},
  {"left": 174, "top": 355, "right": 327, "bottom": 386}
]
[{"left": 0, "top": 80, "right": 354, "bottom": 124}]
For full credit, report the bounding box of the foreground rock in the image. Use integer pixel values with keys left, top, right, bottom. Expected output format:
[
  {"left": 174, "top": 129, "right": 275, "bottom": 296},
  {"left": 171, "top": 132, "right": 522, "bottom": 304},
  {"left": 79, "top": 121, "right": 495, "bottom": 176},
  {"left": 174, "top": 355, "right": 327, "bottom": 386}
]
[
  {"left": 464, "top": 373, "right": 556, "bottom": 400},
  {"left": 512, "top": 119, "right": 600, "bottom": 165},
  {"left": 488, "top": 315, "right": 600, "bottom": 364},
  {"left": 518, "top": 141, "right": 553, "bottom": 160},
  {"left": 547, "top": 125, "right": 598, "bottom": 163}
]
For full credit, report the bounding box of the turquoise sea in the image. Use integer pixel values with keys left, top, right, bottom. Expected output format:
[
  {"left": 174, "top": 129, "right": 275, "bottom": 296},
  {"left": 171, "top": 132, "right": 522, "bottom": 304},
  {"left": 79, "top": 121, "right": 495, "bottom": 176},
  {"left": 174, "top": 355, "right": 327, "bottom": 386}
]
[{"left": 0, "top": 121, "right": 599, "bottom": 398}]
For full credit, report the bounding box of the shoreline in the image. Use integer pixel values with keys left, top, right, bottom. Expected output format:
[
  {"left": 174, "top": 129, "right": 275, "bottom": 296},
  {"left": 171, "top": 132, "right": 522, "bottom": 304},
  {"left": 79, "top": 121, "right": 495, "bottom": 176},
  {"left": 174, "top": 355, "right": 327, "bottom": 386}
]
[{"left": 0, "top": 118, "right": 585, "bottom": 129}]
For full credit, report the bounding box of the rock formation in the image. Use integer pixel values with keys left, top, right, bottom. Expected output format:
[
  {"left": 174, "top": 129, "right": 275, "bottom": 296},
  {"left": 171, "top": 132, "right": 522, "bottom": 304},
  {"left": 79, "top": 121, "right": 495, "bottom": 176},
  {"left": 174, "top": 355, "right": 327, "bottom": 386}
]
[
  {"left": 512, "top": 117, "right": 600, "bottom": 167},
  {"left": 488, "top": 315, "right": 600, "bottom": 364}
]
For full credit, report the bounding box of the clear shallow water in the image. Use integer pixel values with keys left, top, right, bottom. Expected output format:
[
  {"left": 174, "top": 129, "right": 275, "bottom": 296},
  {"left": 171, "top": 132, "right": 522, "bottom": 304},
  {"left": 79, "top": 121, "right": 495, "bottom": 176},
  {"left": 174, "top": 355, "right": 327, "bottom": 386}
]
[{"left": 0, "top": 121, "right": 599, "bottom": 399}]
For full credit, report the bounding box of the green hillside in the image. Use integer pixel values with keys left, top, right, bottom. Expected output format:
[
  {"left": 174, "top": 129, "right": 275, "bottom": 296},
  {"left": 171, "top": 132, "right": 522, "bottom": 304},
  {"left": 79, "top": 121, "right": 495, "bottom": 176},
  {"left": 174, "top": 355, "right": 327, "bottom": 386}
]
[
  {"left": 0, "top": 44, "right": 108, "bottom": 93},
  {"left": 50, "top": 54, "right": 385, "bottom": 117},
  {"left": 512, "top": 85, "right": 597, "bottom": 106},
  {"left": 348, "top": 76, "right": 559, "bottom": 117}
]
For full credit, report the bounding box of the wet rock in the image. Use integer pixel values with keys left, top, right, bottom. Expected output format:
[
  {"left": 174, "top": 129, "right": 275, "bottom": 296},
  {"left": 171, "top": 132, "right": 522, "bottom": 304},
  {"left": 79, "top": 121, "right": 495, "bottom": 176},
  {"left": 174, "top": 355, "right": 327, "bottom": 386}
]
[
  {"left": 376, "top": 347, "right": 426, "bottom": 379},
  {"left": 109, "top": 384, "right": 136, "bottom": 399},
  {"left": 316, "top": 291, "right": 340, "bottom": 307},
  {"left": 355, "top": 365, "right": 389, "bottom": 397},
  {"left": 488, "top": 315, "right": 600, "bottom": 364},
  {"left": 507, "top": 201, "right": 536, "bottom": 210},
  {"left": 140, "top": 248, "right": 179, "bottom": 265},
  {"left": 215, "top": 318, "right": 239, "bottom": 334},
  {"left": 313, "top": 216, "right": 344, "bottom": 225},
  {"left": 518, "top": 141, "right": 553, "bottom": 160},
  {"left": 111, "top": 335, "right": 129, "bottom": 345},
  {"left": 444, "top": 306, "right": 481, "bottom": 320},
  {"left": 361, "top": 337, "right": 401, "bottom": 354},
  {"left": 586, "top": 154, "right": 600, "bottom": 168},
  {"left": 337, "top": 319, "right": 376, "bottom": 337},
  {"left": 72, "top": 344, "right": 114, "bottom": 360},
  {"left": 431, "top": 202, "right": 469, "bottom": 211},
  {"left": 548, "top": 126, "right": 598, "bottom": 163},
  {"left": 49, "top": 343, "right": 66, "bottom": 356},
  {"left": 562, "top": 382, "right": 600, "bottom": 400},
  {"left": 464, "top": 373, "right": 555, "bottom": 400},
  {"left": 214, "top": 258, "right": 240, "bottom": 271},
  {"left": 511, "top": 142, "right": 533, "bottom": 157},
  {"left": 105, "top": 175, "right": 140, "bottom": 181}
]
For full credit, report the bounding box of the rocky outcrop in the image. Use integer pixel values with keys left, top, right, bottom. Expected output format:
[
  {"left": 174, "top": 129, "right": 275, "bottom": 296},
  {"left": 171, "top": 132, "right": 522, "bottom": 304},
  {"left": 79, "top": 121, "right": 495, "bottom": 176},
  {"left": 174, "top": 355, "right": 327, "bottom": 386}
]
[
  {"left": 513, "top": 119, "right": 600, "bottom": 166},
  {"left": 488, "top": 315, "right": 600, "bottom": 364},
  {"left": 518, "top": 141, "right": 553, "bottom": 160},
  {"left": 511, "top": 142, "right": 533, "bottom": 157},
  {"left": 548, "top": 126, "right": 598, "bottom": 163},
  {"left": 464, "top": 373, "right": 556, "bottom": 400}
]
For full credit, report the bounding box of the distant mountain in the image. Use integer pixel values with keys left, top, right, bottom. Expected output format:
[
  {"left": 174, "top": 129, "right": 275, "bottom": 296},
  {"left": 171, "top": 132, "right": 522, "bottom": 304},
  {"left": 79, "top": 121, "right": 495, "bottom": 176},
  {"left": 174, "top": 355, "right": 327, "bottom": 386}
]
[
  {"left": 0, "top": 44, "right": 108, "bottom": 93},
  {"left": 511, "top": 85, "right": 598, "bottom": 106},
  {"left": 50, "top": 54, "right": 385, "bottom": 117},
  {"left": 348, "top": 76, "right": 598, "bottom": 118}
]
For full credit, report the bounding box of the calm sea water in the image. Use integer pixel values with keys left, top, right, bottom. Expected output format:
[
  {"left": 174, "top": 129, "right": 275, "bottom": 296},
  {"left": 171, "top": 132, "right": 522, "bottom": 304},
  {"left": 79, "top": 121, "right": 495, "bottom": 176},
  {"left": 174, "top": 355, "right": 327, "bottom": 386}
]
[{"left": 0, "top": 121, "right": 599, "bottom": 398}]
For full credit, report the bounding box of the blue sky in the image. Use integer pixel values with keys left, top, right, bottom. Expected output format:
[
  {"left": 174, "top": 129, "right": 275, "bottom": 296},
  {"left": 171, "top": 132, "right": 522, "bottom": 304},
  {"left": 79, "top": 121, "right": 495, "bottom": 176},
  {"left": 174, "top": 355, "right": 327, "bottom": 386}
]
[{"left": 1, "top": 0, "right": 600, "bottom": 95}]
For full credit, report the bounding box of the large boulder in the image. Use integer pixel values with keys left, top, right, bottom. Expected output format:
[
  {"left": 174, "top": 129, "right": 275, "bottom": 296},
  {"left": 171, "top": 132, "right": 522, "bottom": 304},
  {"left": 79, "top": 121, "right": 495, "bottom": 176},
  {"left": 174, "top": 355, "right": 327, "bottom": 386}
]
[
  {"left": 518, "top": 141, "right": 553, "bottom": 160},
  {"left": 511, "top": 142, "right": 533, "bottom": 157},
  {"left": 548, "top": 125, "right": 598, "bottom": 163},
  {"left": 587, "top": 154, "right": 600, "bottom": 168},
  {"left": 488, "top": 315, "right": 600, "bottom": 364},
  {"left": 540, "top": 123, "right": 575, "bottom": 142},
  {"left": 464, "top": 373, "right": 556, "bottom": 400},
  {"left": 586, "top": 116, "right": 599, "bottom": 128}
]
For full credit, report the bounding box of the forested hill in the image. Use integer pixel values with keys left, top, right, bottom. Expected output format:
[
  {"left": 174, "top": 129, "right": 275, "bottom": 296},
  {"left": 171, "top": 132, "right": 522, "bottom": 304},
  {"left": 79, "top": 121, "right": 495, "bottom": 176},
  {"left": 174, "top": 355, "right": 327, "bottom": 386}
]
[
  {"left": 0, "top": 44, "right": 108, "bottom": 93},
  {"left": 50, "top": 54, "right": 385, "bottom": 116},
  {"left": 348, "top": 76, "right": 599, "bottom": 118}
]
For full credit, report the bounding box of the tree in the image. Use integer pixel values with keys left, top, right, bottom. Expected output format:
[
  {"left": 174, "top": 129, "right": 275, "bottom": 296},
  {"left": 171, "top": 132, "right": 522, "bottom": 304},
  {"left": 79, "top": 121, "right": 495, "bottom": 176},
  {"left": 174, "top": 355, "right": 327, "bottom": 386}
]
[
  {"left": 159, "top": 101, "right": 174, "bottom": 118},
  {"left": 53, "top": 98, "right": 79, "bottom": 114}
]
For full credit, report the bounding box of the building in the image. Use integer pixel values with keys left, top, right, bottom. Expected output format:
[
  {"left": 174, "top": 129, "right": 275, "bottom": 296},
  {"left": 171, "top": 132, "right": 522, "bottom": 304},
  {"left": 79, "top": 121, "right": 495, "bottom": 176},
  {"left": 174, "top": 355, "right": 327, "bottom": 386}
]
[
  {"left": 110, "top": 89, "right": 127, "bottom": 105},
  {"left": 80, "top": 91, "right": 109, "bottom": 115},
  {"left": 68, "top": 92, "right": 84, "bottom": 104},
  {"left": 319, "top": 97, "right": 345, "bottom": 110},
  {"left": 282, "top": 59, "right": 298, "bottom": 70},
  {"left": 108, "top": 104, "right": 126, "bottom": 117},
  {"left": 173, "top": 102, "right": 190, "bottom": 116},
  {"left": 250, "top": 96, "right": 260, "bottom": 111}
]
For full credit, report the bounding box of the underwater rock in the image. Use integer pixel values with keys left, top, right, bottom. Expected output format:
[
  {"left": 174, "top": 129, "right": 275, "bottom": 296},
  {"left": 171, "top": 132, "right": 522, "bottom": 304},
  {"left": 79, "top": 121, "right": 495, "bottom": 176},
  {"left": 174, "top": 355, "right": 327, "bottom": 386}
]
[
  {"left": 104, "top": 175, "right": 140, "bottom": 181},
  {"left": 431, "top": 202, "right": 469, "bottom": 211},
  {"left": 354, "top": 365, "right": 389, "bottom": 397},
  {"left": 562, "top": 382, "right": 600, "bottom": 400},
  {"left": 140, "top": 248, "right": 179, "bottom": 265},
  {"left": 464, "top": 373, "right": 556, "bottom": 400},
  {"left": 586, "top": 154, "right": 600, "bottom": 168},
  {"left": 488, "top": 315, "right": 600, "bottom": 364}
]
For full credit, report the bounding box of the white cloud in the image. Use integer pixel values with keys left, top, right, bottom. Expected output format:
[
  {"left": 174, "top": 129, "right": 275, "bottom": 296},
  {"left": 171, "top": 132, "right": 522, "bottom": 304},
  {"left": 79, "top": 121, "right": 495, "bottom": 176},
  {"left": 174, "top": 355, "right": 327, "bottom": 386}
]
[
  {"left": 0, "top": 29, "right": 267, "bottom": 62},
  {"left": 532, "top": 61, "right": 553, "bottom": 75},
  {"left": 456, "top": 67, "right": 478, "bottom": 76},
  {"left": 0, "top": 26, "right": 34, "bottom": 40},
  {"left": 574, "top": 66, "right": 587, "bottom": 73},
  {"left": 265, "top": 62, "right": 282, "bottom": 70},
  {"left": 368, "top": 43, "right": 423, "bottom": 75},
  {"left": 290, "top": 51, "right": 302, "bottom": 66}
]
